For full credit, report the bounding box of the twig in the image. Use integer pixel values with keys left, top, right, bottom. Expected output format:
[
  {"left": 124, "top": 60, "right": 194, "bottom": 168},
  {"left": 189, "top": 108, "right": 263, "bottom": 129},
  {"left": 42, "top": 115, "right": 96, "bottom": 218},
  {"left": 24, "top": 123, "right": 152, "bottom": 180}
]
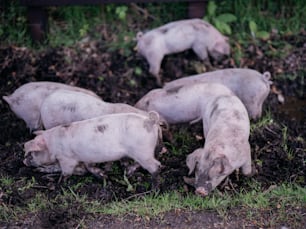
[
  {"left": 130, "top": 3, "right": 157, "bottom": 20},
  {"left": 123, "top": 190, "right": 153, "bottom": 201}
]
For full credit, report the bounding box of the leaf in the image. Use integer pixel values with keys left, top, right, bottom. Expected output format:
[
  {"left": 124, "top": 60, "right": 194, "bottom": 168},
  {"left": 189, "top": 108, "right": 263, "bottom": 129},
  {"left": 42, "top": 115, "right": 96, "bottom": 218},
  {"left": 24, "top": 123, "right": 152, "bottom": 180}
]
[
  {"left": 217, "top": 13, "right": 237, "bottom": 23},
  {"left": 256, "top": 31, "right": 270, "bottom": 40},
  {"left": 249, "top": 20, "right": 258, "bottom": 34},
  {"left": 134, "top": 66, "right": 142, "bottom": 76},
  {"left": 207, "top": 1, "right": 217, "bottom": 17},
  {"left": 215, "top": 20, "right": 232, "bottom": 35}
]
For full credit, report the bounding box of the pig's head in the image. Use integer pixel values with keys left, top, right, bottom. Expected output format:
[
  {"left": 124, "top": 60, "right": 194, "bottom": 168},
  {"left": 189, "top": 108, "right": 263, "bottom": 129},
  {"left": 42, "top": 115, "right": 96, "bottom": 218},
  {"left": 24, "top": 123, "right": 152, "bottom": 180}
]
[
  {"left": 208, "top": 36, "right": 230, "bottom": 61},
  {"left": 135, "top": 89, "right": 165, "bottom": 111},
  {"left": 23, "top": 133, "right": 55, "bottom": 167},
  {"left": 186, "top": 148, "right": 233, "bottom": 196}
]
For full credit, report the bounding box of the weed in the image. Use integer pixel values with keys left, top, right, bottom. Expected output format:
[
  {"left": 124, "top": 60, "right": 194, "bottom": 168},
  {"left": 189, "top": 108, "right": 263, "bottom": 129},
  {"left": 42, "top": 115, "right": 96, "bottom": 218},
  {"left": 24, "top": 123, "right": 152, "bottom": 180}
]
[
  {"left": 0, "top": 175, "right": 14, "bottom": 188},
  {"left": 204, "top": 1, "right": 237, "bottom": 35},
  {"left": 250, "top": 111, "right": 273, "bottom": 132}
]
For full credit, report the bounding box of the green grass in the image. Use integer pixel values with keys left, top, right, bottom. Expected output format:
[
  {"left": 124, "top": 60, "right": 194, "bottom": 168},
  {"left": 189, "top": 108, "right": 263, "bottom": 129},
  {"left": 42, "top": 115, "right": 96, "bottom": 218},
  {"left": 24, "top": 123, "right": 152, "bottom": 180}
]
[
  {"left": 1, "top": 179, "right": 304, "bottom": 224},
  {"left": 250, "top": 111, "right": 273, "bottom": 132},
  {"left": 1, "top": 1, "right": 305, "bottom": 48},
  {"left": 94, "top": 182, "right": 305, "bottom": 217}
]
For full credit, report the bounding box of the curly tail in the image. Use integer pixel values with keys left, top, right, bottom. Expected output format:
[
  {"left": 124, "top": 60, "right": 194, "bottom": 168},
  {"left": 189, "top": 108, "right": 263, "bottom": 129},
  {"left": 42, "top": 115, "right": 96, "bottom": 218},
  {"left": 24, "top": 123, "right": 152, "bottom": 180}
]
[{"left": 263, "top": 71, "right": 273, "bottom": 85}]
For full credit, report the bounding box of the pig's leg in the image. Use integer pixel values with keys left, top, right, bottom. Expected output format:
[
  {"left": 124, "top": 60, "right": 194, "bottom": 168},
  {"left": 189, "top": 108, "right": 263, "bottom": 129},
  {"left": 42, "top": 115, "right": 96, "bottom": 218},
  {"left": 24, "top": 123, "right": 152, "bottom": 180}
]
[
  {"left": 192, "top": 43, "right": 208, "bottom": 61},
  {"left": 134, "top": 156, "right": 161, "bottom": 175},
  {"left": 132, "top": 152, "right": 161, "bottom": 189},
  {"left": 84, "top": 163, "right": 107, "bottom": 179},
  {"left": 36, "top": 163, "right": 62, "bottom": 173},
  {"left": 241, "top": 144, "right": 253, "bottom": 176},
  {"left": 58, "top": 157, "right": 79, "bottom": 177},
  {"left": 147, "top": 53, "right": 163, "bottom": 85},
  {"left": 241, "top": 160, "right": 253, "bottom": 176}
]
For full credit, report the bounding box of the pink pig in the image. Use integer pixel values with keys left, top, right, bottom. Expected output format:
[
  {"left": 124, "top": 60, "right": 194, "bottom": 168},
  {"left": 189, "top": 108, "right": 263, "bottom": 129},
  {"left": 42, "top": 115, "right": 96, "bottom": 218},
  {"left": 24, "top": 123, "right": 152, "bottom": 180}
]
[
  {"left": 3, "top": 81, "right": 99, "bottom": 131},
  {"left": 136, "top": 19, "right": 230, "bottom": 84}
]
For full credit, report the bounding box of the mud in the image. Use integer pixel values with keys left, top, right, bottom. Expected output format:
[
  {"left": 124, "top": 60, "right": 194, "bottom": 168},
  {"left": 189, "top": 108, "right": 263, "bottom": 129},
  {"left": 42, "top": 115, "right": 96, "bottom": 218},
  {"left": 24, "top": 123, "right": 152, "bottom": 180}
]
[{"left": 0, "top": 29, "right": 305, "bottom": 228}]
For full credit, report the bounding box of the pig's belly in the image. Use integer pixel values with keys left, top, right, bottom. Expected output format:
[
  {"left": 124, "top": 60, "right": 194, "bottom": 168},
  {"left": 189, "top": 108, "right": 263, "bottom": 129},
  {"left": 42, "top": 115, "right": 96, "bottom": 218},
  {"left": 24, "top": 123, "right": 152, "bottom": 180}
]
[{"left": 159, "top": 107, "right": 199, "bottom": 124}]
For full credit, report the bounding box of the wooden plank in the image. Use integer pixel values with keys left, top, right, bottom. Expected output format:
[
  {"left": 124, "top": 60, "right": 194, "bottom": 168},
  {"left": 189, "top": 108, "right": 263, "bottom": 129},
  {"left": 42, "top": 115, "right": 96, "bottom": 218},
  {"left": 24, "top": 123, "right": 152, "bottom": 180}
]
[{"left": 20, "top": 0, "right": 204, "bottom": 6}]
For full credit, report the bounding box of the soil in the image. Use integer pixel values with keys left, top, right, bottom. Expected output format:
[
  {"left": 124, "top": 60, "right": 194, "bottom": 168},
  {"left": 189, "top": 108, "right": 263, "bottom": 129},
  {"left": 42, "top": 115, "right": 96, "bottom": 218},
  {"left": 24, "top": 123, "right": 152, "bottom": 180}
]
[{"left": 0, "top": 28, "right": 305, "bottom": 228}]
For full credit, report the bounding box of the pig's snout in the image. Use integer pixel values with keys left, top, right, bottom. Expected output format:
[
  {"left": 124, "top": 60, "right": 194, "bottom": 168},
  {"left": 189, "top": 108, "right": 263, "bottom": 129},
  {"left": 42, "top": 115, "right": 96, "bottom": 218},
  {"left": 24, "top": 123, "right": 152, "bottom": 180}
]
[
  {"left": 195, "top": 183, "right": 212, "bottom": 197},
  {"left": 23, "top": 153, "right": 36, "bottom": 167},
  {"left": 23, "top": 153, "right": 33, "bottom": 166}
]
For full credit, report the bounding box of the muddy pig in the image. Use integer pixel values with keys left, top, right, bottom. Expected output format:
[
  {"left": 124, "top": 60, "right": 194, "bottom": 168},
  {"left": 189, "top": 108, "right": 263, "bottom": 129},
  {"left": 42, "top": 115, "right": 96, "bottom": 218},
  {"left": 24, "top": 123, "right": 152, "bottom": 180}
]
[
  {"left": 23, "top": 112, "right": 162, "bottom": 181},
  {"left": 2, "top": 81, "right": 99, "bottom": 131},
  {"left": 186, "top": 91, "right": 252, "bottom": 196},
  {"left": 135, "top": 83, "right": 235, "bottom": 124},
  {"left": 164, "top": 68, "right": 272, "bottom": 120},
  {"left": 136, "top": 19, "right": 230, "bottom": 84},
  {"left": 40, "top": 89, "right": 153, "bottom": 129}
]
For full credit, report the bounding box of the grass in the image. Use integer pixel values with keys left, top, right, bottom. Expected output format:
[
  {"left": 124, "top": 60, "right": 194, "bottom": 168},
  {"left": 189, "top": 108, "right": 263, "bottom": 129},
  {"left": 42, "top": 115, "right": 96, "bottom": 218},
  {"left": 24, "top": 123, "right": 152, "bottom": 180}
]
[
  {"left": 1, "top": 0, "right": 305, "bottom": 227},
  {"left": 250, "top": 111, "right": 274, "bottom": 132},
  {"left": 1, "top": 180, "right": 304, "bottom": 226},
  {"left": 1, "top": 1, "right": 305, "bottom": 47},
  {"left": 96, "top": 182, "right": 305, "bottom": 217}
]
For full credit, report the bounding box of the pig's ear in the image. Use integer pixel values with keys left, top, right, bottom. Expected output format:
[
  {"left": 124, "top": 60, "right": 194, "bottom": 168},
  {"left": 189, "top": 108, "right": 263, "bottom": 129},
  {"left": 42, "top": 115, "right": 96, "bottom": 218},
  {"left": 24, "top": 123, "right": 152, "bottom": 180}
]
[
  {"left": 186, "top": 149, "right": 201, "bottom": 175},
  {"left": 2, "top": 95, "right": 11, "bottom": 104},
  {"left": 33, "top": 130, "right": 44, "bottom": 136},
  {"left": 209, "top": 155, "right": 233, "bottom": 178},
  {"left": 24, "top": 136, "right": 46, "bottom": 154}
]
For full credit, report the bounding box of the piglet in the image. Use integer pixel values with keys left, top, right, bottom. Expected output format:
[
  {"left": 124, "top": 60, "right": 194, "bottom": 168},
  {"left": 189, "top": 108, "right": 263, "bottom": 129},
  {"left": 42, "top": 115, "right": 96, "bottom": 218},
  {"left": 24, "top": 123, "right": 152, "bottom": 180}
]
[
  {"left": 136, "top": 19, "right": 230, "bottom": 84},
  {"left": 2, "top": 81, "right": 99, "bottom": 131},
  {"left": 164, "top": 68, "right": 272, "bottom": 120},
  {"left": 40, "top": 89, "right": 152, "bottom": 129},
  {"left": 186, "top": 90, "right": 252, "bottom": 196},
  {"left": 135, "top": 83, "right": 234, "bottom": 124},
  {"left": 23, "top": 112, "right": 162, "bottom": 182}
]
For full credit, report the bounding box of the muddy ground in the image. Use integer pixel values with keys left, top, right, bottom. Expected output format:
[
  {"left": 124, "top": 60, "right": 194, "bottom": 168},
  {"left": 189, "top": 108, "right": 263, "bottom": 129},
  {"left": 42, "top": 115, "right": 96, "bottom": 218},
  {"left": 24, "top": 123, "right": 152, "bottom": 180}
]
[{"left": 0, "top": 28, "right": 305, "bottom": 228}]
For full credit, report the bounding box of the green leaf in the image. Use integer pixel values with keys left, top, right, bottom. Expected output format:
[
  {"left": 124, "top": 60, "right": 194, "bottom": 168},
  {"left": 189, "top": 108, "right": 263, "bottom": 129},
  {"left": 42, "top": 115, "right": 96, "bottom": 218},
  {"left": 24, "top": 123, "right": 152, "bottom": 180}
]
[
  {"left": 256, "top": 31, "right": 270, "bottom": 40},
  {"left": 217, "top": 13, "right": 237, "bottom": 23},
  {"left": 215, "top": 20, "right": 232, "bottom": 35},
  {"left": 134, "top": 66, "right": 142, "bottom": 76},
  {"left": 249, "top": 20, "right": 258, "bottom": 34},
  {"left": 207, "top": 1, "right": 217, "bottom": 17}
]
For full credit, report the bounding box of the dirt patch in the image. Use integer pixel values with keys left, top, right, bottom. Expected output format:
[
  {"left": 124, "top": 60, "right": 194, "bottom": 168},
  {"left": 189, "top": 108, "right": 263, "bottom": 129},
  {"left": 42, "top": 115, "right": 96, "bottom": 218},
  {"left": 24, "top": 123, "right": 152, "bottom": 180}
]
[{"left": 0, "top": 30, "right": 305, "bottom": 227}]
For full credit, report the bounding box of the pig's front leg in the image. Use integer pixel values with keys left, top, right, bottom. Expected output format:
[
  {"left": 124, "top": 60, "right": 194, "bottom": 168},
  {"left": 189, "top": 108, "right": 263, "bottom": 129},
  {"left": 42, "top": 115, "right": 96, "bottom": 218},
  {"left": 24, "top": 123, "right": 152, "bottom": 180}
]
[
  {"left": 58, "top": 157, "right": 79, "bottom": 180},
  {"left": 192, "top": 43, "right": 209, "bottom": 61},
  {"left": 147, "top": 53, "right": 164, "bottom": 85},
  {"left": 36, "top": 163, "right": 62, "bottom": 173}
]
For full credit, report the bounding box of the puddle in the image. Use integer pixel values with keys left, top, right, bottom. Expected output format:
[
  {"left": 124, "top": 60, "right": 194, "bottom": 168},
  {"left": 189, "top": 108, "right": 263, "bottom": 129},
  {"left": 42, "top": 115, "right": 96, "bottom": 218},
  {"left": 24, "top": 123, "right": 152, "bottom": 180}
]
[{"left": 277, "top": 96, "right": 306, "bottom": 122}]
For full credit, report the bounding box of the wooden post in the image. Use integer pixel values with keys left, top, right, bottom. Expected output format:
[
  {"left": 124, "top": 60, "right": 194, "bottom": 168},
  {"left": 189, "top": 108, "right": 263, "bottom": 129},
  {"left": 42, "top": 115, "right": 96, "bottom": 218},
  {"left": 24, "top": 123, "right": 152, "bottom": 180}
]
[
  {"left": 20, "top": 0, "right": 207, "bottom": 42},
  {"left": 188, "top": 1, "right": 206, "bottom": 18},
  {"left": 27, "top": 6, "right": 48, "bottom": 43}
]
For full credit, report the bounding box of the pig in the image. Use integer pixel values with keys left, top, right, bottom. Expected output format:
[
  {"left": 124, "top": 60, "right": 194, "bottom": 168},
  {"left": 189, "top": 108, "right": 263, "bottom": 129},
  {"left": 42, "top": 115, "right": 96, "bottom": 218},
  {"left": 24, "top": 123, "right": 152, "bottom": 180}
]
[
  {"left": 136, "top": 19, "right": 230, "bottom": 84},
  {"left": 186, "top": 92, "right": 252, "bottom": 196},
  {"left": 2, "top": 81, "right": 99, "bottom": 131},
  {"left": 135, "top": 83, "right": 235, "bottom": 124},
  {"left": 164, "top": 68, "right": 272, "bottom": 120},
  {"left": 40, "top": 89, "right": 152, "bottom": 129},
  {"left": 23, "top": 112, "right": 162, "bottom": 182}
]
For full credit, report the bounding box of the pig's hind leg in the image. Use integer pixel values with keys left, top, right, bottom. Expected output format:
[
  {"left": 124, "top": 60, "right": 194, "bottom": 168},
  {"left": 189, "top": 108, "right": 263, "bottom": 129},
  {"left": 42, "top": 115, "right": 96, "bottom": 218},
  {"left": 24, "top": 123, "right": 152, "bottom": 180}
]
[
  {"left": 132, "top": 152, "right": 162, "bottom": 189},
  {"left": 58, "top": 157, "right": 79, "bottom": 179},
  {"left": 241, "top": 160, "right": 253, "bottom": 176},
  {"left": 84, "top": 163, "right": 108, "bottom": 180}
]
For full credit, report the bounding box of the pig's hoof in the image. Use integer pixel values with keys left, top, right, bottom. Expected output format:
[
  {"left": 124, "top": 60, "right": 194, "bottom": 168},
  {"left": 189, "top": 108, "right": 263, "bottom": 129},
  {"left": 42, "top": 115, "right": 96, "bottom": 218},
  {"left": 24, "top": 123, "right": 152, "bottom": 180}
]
[{"left": 195, "top": 187, "right": 209, "bottom": 197}]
